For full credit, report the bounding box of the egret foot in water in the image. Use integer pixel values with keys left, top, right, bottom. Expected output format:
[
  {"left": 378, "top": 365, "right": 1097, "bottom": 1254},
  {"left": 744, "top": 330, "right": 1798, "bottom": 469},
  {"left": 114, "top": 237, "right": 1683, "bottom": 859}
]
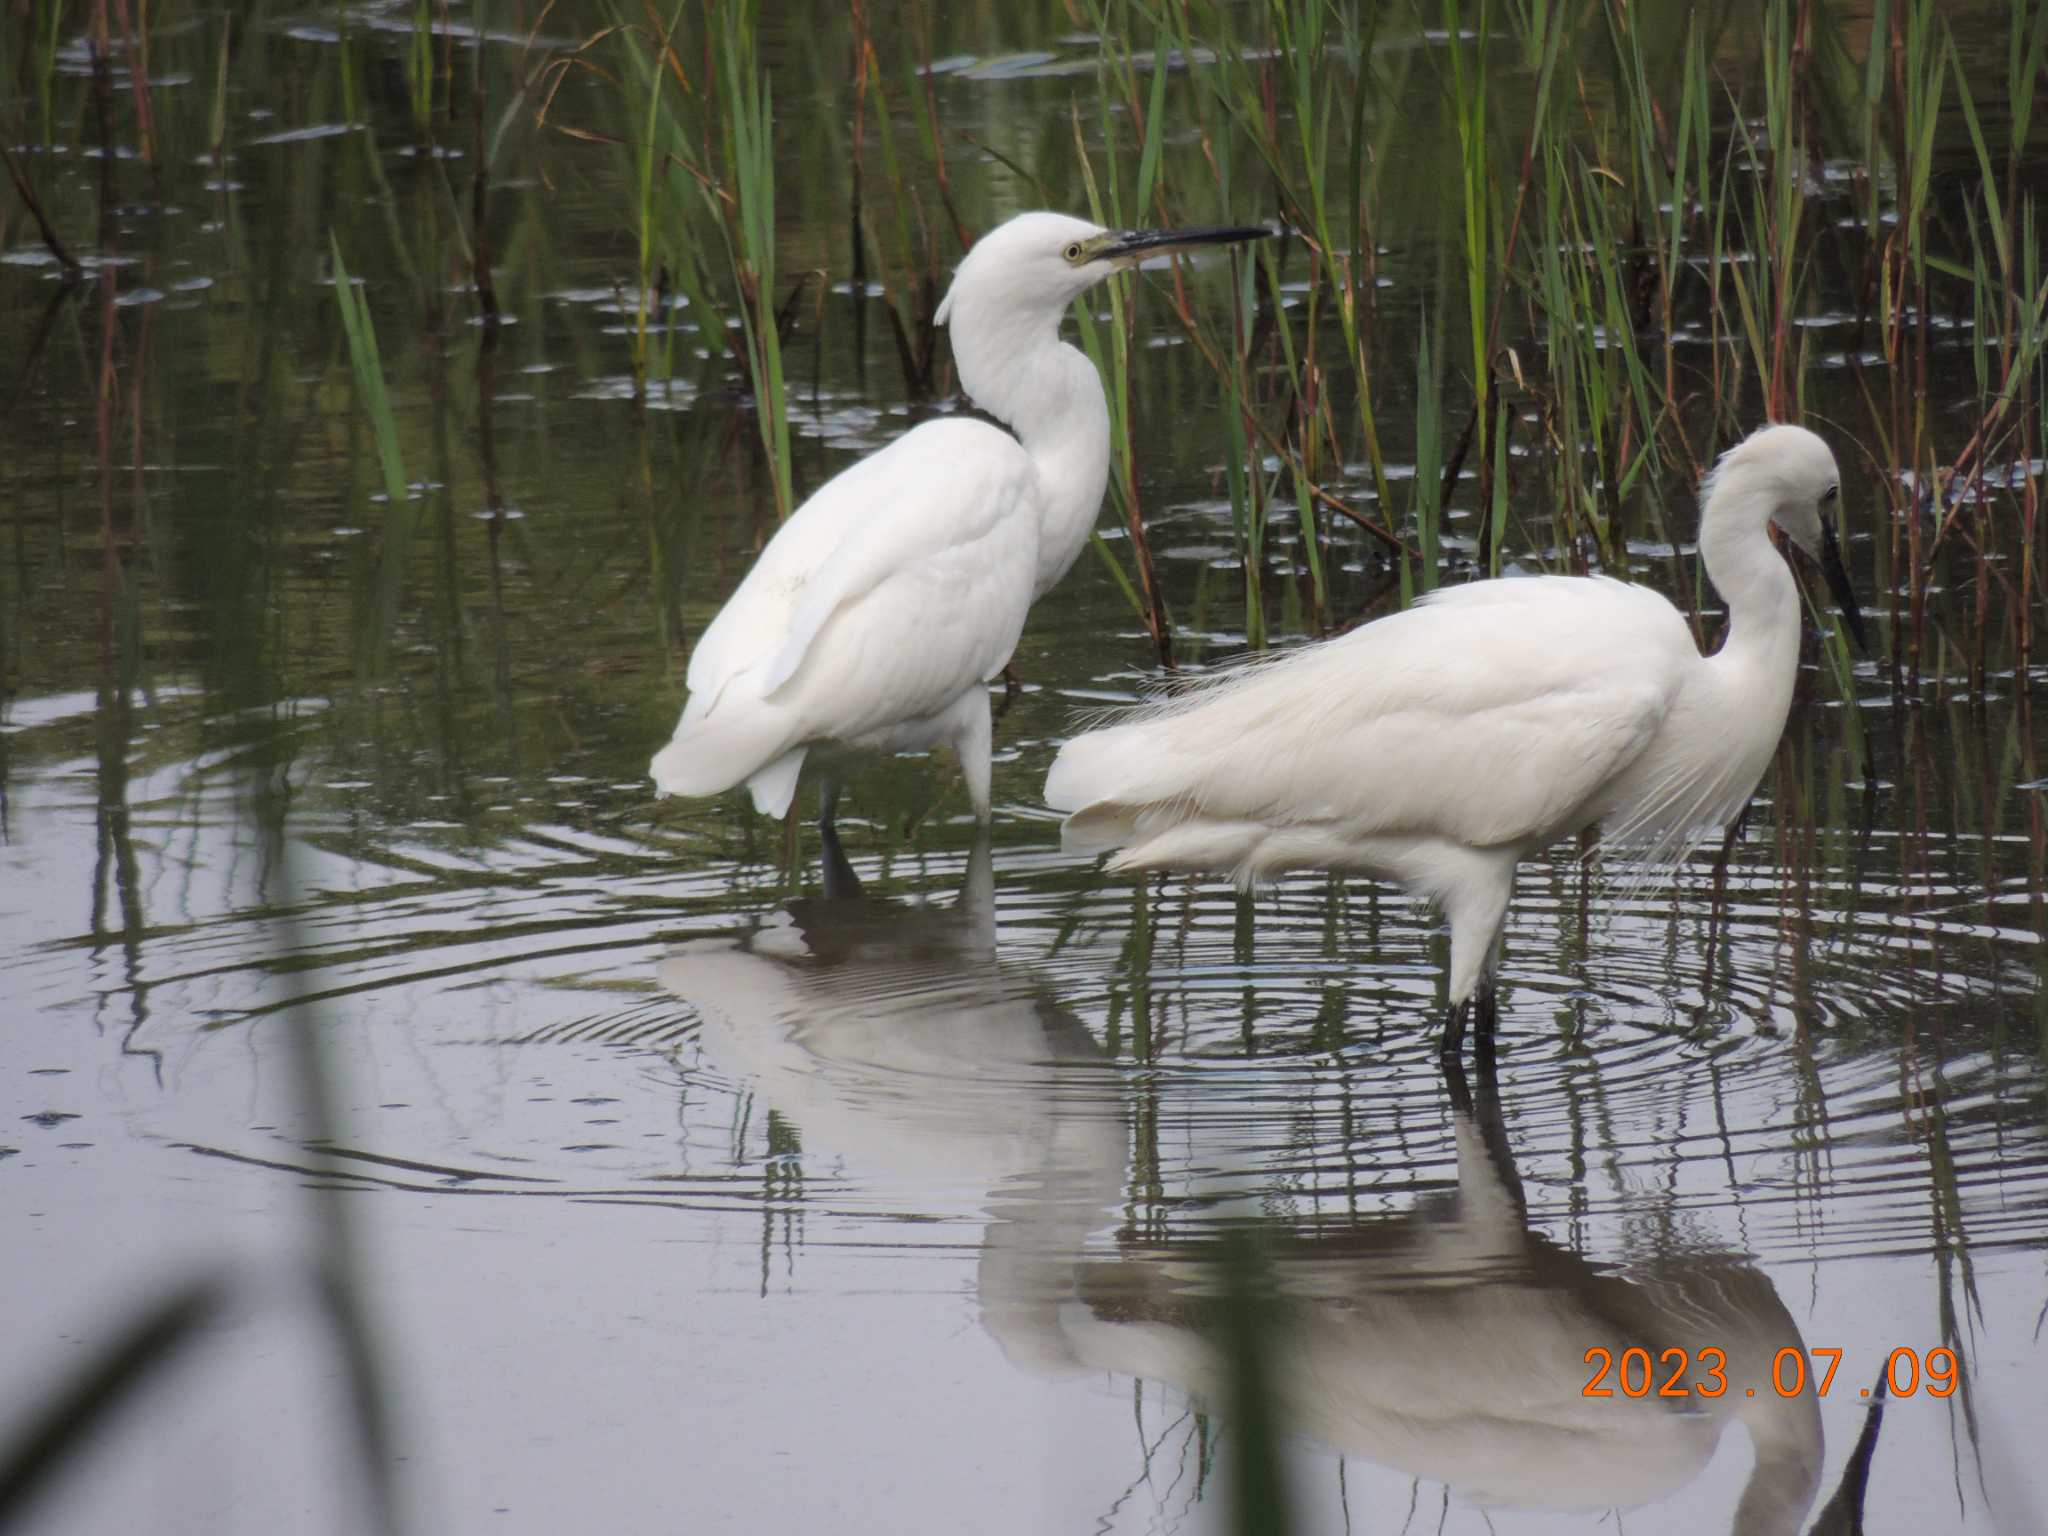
[
  {"left": 811, "top": 779, "right": 866, "bottom": 900},
  {"left": 1473, "top": 985, "right": 1499, "bottom": 1069},
  {"left": 1438, "top": 983, "right": 1500, "bottom": 1064},
  {"left": 817, "top": 803, "right": 862, "bottom": 902}
]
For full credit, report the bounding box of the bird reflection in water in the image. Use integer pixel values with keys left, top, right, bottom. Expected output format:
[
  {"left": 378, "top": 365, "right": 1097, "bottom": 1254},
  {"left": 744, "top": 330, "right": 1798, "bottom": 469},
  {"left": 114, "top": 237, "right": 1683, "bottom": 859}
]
[
  {"left": 659, "top": 836, "right": 1881, "bottom": 1532},
  {"left": 1061, "top": 1056, "right": 1883, "bottom": 1534},
  {"left": 659, "top": 828, "right": 1127, "bottom": 1364}
]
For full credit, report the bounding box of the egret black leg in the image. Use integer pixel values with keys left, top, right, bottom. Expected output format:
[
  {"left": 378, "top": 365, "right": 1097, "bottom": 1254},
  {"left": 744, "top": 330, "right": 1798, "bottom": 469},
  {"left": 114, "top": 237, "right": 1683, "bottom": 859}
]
[
  {"left": 818, "top": 818, "right": 861, "bottom": 901},
  {"left": 1438, "top": 997, "right": 1471, "bottom": 1061},
  {"left": 816, "top": 780, "right": 862, "bottom": 899},
  {"left": 1439, "top": 1050, "right": 1474, "bottom": 1114},
  {"left": 1473, "top": 982, "right": 1499, "bottom": 1069}
]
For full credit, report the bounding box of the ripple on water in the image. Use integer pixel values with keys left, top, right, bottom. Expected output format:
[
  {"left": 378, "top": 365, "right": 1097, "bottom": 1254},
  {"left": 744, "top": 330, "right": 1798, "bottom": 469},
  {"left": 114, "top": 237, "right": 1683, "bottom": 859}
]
[{"left": 7, "top": 691, "right": 2044, "bottom": 1272}]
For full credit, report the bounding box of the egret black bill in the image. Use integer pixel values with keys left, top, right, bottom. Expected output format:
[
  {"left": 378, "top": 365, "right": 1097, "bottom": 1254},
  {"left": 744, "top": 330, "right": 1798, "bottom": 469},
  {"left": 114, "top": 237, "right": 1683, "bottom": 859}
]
[
  {"left": 1099, "top": 225, "right": 1273, "bottom": 264},
  {"left": 1817, "top": 516, "right": 1868, "bottom": 652}
]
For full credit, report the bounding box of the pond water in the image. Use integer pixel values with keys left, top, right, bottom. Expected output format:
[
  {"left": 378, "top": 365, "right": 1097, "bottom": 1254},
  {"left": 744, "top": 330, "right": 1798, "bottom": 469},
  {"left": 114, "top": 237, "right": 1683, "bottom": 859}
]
[{"left": 3, "top": 5, "right": 2046, "bottom": 1534}]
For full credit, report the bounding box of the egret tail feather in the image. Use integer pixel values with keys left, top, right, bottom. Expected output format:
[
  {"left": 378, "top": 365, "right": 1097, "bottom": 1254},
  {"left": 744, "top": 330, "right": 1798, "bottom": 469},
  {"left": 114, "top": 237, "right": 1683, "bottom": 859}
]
[
  {"left": 1059, "top": 800, "right": 1143, "bottom": 854},
  {"left": 649, "top": 703, "right": 798, "bottom": 803},
  {"left": 747, "top": 748, "right": 808, "bottom": 819}
]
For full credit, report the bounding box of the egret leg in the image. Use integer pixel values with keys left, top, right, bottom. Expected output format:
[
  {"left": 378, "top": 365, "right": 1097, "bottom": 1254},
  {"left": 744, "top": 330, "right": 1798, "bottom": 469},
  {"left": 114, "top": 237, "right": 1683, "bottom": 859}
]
[
  {"left": 1438, "top": 998, "right": 1471, "bottom": 1061},
  {"left": 817, "top": 777, "right": 843, "bottom": 831},
  {"left": 817, "top": 812, "right": 862, "bottom": 901},
  {"left": 1440, "top": 1049, "right": 1475, "bottom": 1115},
  {"left": 1472, "top": 981, "right": 1500, "bottom": 1069},
  {"left": 1440, "top": 981, "right": 1502, "bottom": 1063},
  {"left": 1436, "top": 848, "right": 1514, "bottom": 1062},
  {"left": 954, "top": 687, "right": 994, "bottom": 823},
  {"left": 1701, "top": 816, "right": 1742, "bottom": 996}
]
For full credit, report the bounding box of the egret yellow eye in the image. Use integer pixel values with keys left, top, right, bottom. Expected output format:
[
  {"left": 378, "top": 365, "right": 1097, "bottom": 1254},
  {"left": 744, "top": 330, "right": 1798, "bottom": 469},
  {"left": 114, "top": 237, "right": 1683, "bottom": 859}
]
[
  {"left": 1821, "top": 484, "right": 1839, "bottom": 503},
  {"left": 1063, "top": 242, "right": 1085, "bottom": 263}
]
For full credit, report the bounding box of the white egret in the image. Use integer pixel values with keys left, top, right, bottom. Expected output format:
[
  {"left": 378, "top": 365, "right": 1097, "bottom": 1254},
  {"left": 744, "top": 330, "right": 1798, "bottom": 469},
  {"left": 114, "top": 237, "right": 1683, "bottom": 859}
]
[
  {"left": 1045, "top": 423, "right": 1867, "bottom": 1058},
  {"left": 650, "top": 210, "right": 1268, "bottom": 823}
]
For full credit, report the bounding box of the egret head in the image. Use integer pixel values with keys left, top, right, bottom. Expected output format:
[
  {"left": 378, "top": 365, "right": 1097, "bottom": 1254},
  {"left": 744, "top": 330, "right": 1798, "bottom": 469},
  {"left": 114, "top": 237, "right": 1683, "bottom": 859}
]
[
  {"left": 936, "top": 211, "right": 1269, "bottom": 330},
  {"left": 1703, "top": 423, "right": 1867, "bottom": 650}
]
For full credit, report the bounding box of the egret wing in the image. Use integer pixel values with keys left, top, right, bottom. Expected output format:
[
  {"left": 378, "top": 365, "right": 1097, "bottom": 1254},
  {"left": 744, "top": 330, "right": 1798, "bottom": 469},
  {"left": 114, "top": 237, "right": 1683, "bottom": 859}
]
[{"left": 683, "top": 417, "right": 1038, "bottom": 718}]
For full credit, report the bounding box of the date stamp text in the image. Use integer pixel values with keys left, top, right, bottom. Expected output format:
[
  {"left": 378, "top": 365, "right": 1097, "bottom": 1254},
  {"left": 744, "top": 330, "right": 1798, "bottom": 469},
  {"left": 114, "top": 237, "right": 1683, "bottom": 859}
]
[{"left": 1581, "top": 1346, "right": 1958, "bottom": 1399}]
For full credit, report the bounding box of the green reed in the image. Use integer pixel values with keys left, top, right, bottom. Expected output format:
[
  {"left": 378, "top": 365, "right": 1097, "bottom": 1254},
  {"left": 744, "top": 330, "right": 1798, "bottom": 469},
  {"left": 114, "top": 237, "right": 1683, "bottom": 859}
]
[
  {"left": 1442, "top": 0, "right": 1493, "bottom": 526},
  {"left": 847, "top": 3, "right": 949, "bottom": 394},
  {"left": 1884, "top": 0, "right": 1948, "bottom": 669},
  {"left": 1589, "top": 0, "right": 1695, "bottom": 510},
  {"left": 1406, "top": 311, "right": 1443, "bottom": 603},
  {"left": 575, "top": 3, "right": 795, "bottom": 517},
  {"left": 1071, "top": 11, "right": 1177, "bottom": 662},
  {"left": 1220, "top": 245, "right": 1268, "bottom": 647},
  {"left": 714, "top": 2, "right": 795, "bottom": 519},
  {"left": 1258, "top": 241, "right": 1330, "bottom": 619},
  {"left": 1006, "top": 3, "right": 2035, "bottom": 681},
  {"left": 329, "top": 235, "right": 409, "bottom": 506},
  {"left": 17, "top": 0, "right": 2032, "bottom": 692},
  {"left": 1529, "top": 136, "right": 1618, "bottom": 569},
  {"left": 1122, "top": 0, "right": 2042, "bottom": 691},
  {"left": 1162, "top": 0, "right": 1403, "bottom": 582},
  {"left": 1217, "top": 1234, "right": 1293, "bottom": 1536},
  {"left": 603, "top": 5, "right": 690, "bottom": 390},
  {"left": 1936, "top": 11, "right": 2048, "bottom": 676},
  {"left": 406, "top": 0, "right": 435, "bottom": 142}
]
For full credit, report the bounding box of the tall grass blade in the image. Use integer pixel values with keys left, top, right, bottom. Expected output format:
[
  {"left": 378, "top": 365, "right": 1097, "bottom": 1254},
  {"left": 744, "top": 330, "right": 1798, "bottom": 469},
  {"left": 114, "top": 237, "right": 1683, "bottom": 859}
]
[{"left": 329, "top": 235, "right": 409, "bottom": 506}]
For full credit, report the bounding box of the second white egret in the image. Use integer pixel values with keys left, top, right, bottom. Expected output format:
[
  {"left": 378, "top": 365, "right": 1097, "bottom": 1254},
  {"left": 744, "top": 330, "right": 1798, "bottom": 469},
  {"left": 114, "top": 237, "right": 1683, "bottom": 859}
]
[
  {"left": 650, "top": 211, "right": 1267, "bottom": 824},
  {"left": 1045, "top": 423, "right": 1867, "bottom": 1058}
]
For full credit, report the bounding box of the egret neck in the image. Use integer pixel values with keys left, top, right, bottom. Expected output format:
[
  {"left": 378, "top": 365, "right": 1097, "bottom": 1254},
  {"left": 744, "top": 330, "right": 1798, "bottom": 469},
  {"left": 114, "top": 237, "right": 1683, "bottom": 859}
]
[
  {"left": 943, "top": 286, "right": 1112, "bottom": 598},
  {"left": 1696, "top": 454, "right": 1805, "bottom": 730}
]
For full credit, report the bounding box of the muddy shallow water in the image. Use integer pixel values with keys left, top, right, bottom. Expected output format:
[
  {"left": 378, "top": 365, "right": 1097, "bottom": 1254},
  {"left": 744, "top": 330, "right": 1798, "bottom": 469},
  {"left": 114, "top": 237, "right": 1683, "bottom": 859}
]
[{"left": 4, "top": 5, "right": 2047, "bottom": 1533}]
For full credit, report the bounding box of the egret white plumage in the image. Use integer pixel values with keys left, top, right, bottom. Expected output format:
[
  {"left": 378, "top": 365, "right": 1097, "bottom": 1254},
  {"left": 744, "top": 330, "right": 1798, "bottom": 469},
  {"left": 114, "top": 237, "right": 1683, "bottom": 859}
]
[
  {"left": 1045, "top": 423, "right": 1867, "bottom": 1058},
  {"left": 650, "top": 210, "right": 1268, "bottom": 823}
]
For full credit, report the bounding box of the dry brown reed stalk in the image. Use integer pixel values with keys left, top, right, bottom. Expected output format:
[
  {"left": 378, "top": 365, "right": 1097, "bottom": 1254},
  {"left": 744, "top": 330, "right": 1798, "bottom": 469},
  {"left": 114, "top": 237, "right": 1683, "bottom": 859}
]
[
  {"left": 848, "top": 0, "right": 870, "bottom": 299},
  {"left": 108, "top": 0, "right": 155, "bottom": 171},
  {"left": 87, "top": 0, "right": 116, "bottom": 221}
]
